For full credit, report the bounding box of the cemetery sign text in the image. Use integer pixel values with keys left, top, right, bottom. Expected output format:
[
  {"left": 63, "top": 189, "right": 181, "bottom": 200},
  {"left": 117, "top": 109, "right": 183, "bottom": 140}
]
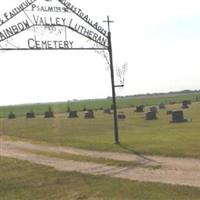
[{"left": 0, "top": 0, "right": 108, "bottom": 50}]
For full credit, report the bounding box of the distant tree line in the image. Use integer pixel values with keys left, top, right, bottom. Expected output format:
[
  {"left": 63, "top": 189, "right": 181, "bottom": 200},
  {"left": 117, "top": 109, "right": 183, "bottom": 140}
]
[{"left": 109, "top": 89, "right": 200, "bottom": 99}]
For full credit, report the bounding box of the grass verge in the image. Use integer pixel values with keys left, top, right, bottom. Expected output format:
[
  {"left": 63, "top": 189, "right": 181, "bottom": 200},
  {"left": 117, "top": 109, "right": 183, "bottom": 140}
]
[{"left": 1, "top": 157, "right": 200, "bottom": 200}]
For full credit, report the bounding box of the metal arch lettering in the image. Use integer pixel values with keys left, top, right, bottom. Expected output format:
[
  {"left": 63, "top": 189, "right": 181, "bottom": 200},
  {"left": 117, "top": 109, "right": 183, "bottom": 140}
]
[
  {"left": 0, "top": 0, "right": 37, "bottom": 27},
  {"left": 57, "top": 0, "right": 108, "bottom": 38},
  {"left": 0, "top": 0, "right": 109, "bottom": 50},
  {"left": 0, "top": 23, "right": 108, "bottom": 48}
]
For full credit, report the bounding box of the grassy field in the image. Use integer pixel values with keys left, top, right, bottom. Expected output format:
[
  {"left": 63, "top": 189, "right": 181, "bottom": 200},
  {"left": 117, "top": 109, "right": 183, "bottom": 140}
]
[
  {"left": 1, "top": 102, "right": 200, "bottom": 158},
  {"left": 1, "top": 157, "right": 200, "bottom": 200},
  {"left": 1, "top": 94, "right": 200, "bottom": 199},
  {"left": 0, "top": 92, "right": 200, "bottom": 118}
]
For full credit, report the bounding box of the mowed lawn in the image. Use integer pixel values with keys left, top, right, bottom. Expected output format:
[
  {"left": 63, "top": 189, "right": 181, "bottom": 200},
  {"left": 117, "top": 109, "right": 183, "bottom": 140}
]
[
  {"left": 0, "top": 157, "right": 200, "bottom": 200},
  {"left": 0, "top": 102, "right": 200, "bottom": 158}
]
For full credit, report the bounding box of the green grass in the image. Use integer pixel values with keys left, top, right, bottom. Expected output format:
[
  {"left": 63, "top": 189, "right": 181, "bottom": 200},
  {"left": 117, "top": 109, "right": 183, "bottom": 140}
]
[
  {"left": 0, "top": 92, "right": 200, "bottom": 118},
  {"left": 1, "top": 102, "right": 200, "bottom": 158},
  {"left": 1, "top": 157, "right": 200, "bottom": 200}
]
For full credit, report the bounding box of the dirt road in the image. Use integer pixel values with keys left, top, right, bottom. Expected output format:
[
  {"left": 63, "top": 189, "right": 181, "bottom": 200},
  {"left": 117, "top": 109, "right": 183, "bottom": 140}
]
[{"left": 1, "top": 138, "right": 200, "bottom": 188}]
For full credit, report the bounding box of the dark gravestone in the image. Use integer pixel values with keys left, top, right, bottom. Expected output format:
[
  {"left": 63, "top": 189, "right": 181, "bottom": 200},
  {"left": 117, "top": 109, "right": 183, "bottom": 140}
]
[
  {"left": 150, "top": 106, "right": 158, "bottom": 113},
  {"left": 44, "top": 107, "right": 54, "bottom": 118},
  {"left": 104, "top": 109, "right": 113, "bottom": 114},
  {"left": 135, "top": 105, "right": 144, "bottom": 113},
  {"left": 84, "top": 110, "right": 95, "bottom": 119},
  {"left": 145, "top": 112, "right": 157, "bottom": 120},
  {"left": 171, "top": 111, "right": 186, "bottom": 123},
  {"left": 159, "top": 103, "right": 166, "bottom": 109},
  {"left": 118, "top": 113, "right": 126, "bottom": 119},
  {"left": 26, "top": 112, "right": 35, "bottom": 119},
  {"left": 44, "top": 111, "right": 54, "bottom": 118},
  {"left": 68, "top": 111, "right": 78, "bottom": 118},
  {"left": 182, "top": 100, "right": 191, "bottom": 109},
  {"left": 8, "top": 112, "right": 16, "bottom": 119}
]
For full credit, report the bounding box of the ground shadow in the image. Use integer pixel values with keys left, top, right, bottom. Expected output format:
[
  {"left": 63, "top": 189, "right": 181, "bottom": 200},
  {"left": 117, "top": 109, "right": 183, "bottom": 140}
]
[{"left": 118, "top": 143, "right": 161, "bottom": 165}]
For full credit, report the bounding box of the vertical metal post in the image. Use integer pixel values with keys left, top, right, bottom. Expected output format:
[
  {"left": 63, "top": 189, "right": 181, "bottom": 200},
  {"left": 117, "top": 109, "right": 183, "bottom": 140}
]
[{"left": 108, "top": 31, "right": 120, "bottom": 144}]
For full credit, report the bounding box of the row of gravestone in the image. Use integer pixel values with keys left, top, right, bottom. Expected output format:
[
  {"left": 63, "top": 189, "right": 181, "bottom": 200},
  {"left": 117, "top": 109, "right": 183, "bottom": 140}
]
[
  {"left": 7, "top": 100, "right": 192, "bottom": 122},
  {"left": 8, "top": 110, "right": 96, "bottom": 119},
  {"left": 8, "top": 110, "right": 127, "bottom": 120},
  {"left": 134, "top": 102, "right": 192, "bottom": 122},
  {"left": 105, "top": 106, "right": 191, "bottom": 123},
  {"left": 7, "top": 109, "right": 190, "bottom": 123},
  {"left": 104, "top": 105, "right": 189, "bottom": 122},
  {"left": 145, "top": 110, "right": 189, "bottom": 122},
  {"left": 135, "top": 101, "right": 191, "bottom": 113},
  {"left": 8, "top": 109, "right": 189, "bottom": 123},
  {"left": 134, "top": 105, "right": 158, "bottom": 121}
]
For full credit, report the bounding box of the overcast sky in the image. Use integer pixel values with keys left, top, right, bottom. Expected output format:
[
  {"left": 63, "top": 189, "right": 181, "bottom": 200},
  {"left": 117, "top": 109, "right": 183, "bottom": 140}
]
[{"left": 0, "top": 0, "right": 200, "bottom": 106}]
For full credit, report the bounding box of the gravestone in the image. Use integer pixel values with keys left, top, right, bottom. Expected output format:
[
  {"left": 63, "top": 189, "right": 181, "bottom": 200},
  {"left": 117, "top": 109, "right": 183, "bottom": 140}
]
[
  {"left": 159, "top": 103, "right": 166, "bottom": 109},
  {"left": 68, "top": 111, "right": 78, "bottom": 118},
  {"left": 84, "top": 110, "right": 95, "bottom": 119},
  {"left": 117, "top": 112, "right": 126, "bottom": 119},
  {"left": 44, "top": 106, "right": 54, "bottom": 118},
  {"left": 26, "top": 111, "right": 35, "bottom": 119},
  {"left": 182, "top": 100, "right": 191, "bottom": 109},
  {"left": 135, "top": 105, "right": 144, "bottom": 112},
  {"left": 8, "top": 112, "right": 16, "bottom": 119},
  {"left": 150, "top": 106, "right": 158, "bottom": 113},
  {"left": 171, "top": 111, "right": 186, "bottom": 123},
  {"left": 145, "top": 112, "right": 157, "bottom": 120}
]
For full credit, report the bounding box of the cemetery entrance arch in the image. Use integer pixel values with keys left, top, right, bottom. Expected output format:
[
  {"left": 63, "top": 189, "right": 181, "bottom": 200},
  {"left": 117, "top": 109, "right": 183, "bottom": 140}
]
[{"left": 0, "top": 0, "right": 120, "bottom": 144}]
